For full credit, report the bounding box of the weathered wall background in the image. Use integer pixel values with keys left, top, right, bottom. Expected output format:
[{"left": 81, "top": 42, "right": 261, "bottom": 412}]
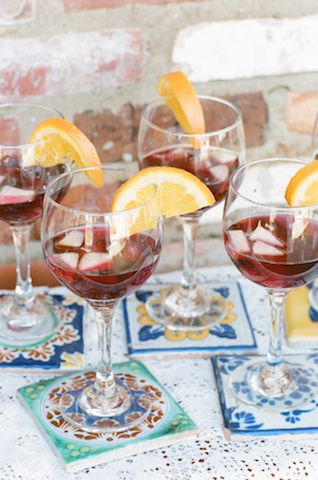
[{"left": 1, "top": 0, "right": 318, "bottom": 270}]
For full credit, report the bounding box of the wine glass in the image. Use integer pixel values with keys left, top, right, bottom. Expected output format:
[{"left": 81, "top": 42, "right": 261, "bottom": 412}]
[
  {"left": 0, "top": 103, "right": 68, "bottom": 346},
  {"left": 307, "top": 112, "right": 318, "bottom": 310},
  {"left": 223, "top": 157, "right": 318, "bottom": 410},
  {"left": 41, "top": 165, "right": 162, "bottom": 432},
  {"left": 138, "top": 95, "right": 245, "bottom": 331}
]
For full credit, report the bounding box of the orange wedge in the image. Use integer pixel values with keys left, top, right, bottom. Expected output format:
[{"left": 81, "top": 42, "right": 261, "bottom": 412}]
[
  {"left": 285, "top": 160, "right": 318, "bottom": 206},
  {"left": 157, "top": 71, "right": 205, "bottom": 137},
  {"left": 27, "top": 117, "right": 103, "bottom": 188},
  {"left": 112, "top": 166, "right": 215, "bottom": 233}
]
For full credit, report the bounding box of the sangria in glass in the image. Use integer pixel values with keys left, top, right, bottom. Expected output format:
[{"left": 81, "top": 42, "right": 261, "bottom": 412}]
[
  {"left": 139, "top": 95, "right": 245, "bottom": 330},
  {"left": 0, "top": 103, "right": 67, "bottom": 346},
  {"left": 42, "top": 165, "right": 162, "bottom": 431},
  {"left": 223, "top": 158, "right": 318, "bottom": 410}
]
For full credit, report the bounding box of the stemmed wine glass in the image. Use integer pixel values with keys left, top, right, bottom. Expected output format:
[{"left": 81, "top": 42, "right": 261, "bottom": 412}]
[
  {"left": 307, "top": 112, "right": 318, "bottom": 310},
  {"left": 0, "top": 103, "right": 67, "bottom": 346},
  {"left": 223, "top": 158, "right": 318, "bottom": 410},
  {"left": 138, "top": 95, "right": 245, "bottom": 330},
  {"left": 42, "top": 165, "right": 162, "bottom": 432}
]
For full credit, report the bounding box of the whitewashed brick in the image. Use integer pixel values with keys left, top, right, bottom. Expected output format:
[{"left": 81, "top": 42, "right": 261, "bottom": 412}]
[
  {"left": 0, "top": 29, "right": 143, "bottom": 99},
  {"left": 0, "top": 0, "right": 35, "bottom": 26},
  {"left": 173, "top": 15, "right": 318, "bottom": 81}
]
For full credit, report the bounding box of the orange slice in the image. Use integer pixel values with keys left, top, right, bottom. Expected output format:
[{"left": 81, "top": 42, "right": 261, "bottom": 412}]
[
  {"left": 27, "top": 117, "right": 103, "bottom": 188},
  {"left": 157, "top": 71, "right": 205, "bottom": 137},
  {"left": 285, "top": 160, "right": 318, "bottom": 206},
  {"left": 112, "top": 166, "right": 215, "bottom": 233}
]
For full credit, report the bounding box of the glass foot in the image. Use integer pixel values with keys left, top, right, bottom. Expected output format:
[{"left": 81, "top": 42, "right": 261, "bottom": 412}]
[
  {"left": 146, "top": 285, "right": 225, "bottom": 331},
  {"left": 60, "top": 374, "right": 152, "bottom": 433},
  {"left": 229, "top": 360, "right": 318, "bottom": 411},
  {"left": 0, "top": 295, "right": 59, "bottom": 347}
]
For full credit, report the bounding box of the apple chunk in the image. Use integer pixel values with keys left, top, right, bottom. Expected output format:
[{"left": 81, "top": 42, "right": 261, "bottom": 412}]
[
  {"left": 79, "top": 252, "right": 113, "bottom": 272},
  {"left": 249, "top": 223, "right": 284, "bottom": 247},
  {"left": 58, "top": 230, "right": 84, "bottom": 248},
  {"left": 52, "top": 252, "right": 79, "bottom": 269},
  {"left": 228, "top": 229, "right": 251, "bottom": 253},
  {"left": 252, "top": 241, "right": 283, "bottom": 256},
  {"left": 0, "top": 185, "right": 35, "bottom": 205}
]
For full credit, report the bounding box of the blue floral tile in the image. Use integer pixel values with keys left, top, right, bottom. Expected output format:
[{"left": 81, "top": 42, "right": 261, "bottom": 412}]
[
  {"left": 0, "top": 292, "right": 85, "bottom": 372},
  {"left": 122, "top": 281, "right": 256, "bottom": 358},
  {"left": 212, "top": 354, "right": 318, "bottom": 439}
]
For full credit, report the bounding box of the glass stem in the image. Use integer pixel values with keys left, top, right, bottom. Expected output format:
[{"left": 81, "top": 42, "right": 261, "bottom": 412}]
[
  {"left": 93, "top": 303, "right": 117, "bottom": 397},
  {"left": 11, "top": 224, "right": 35, "bottom": 308},
  {"left": 180, "top": 215, "right": 199, "bottom": 299},
  {"left": 267, "top": 290, "right": 288, "bottom": 368}
]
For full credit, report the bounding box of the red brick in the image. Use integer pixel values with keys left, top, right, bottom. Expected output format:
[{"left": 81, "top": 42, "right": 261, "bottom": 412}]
[
  {"left": 0, "top": 30, "right": 143, "bottom": 100},
  {"left": 0, "top": 222, "right": 12, "bottom": 245},
  {"left": 73, "top": 91, "right": 267, "bottom": 165},
  {"left": 0, "top": 68, "right": 46, "bottom": 97},
  {"left": 0, "top": 119, "right": 20, "bottom": 145},
  {"left": 229, "top": 92, "right": 268, "bottom": 147},
  {"left": 63, "top": 0, "right": 202, "bottom": 11},
  {"left": 74, "top": 103, "right": 143, "bottom": 163},
  {"left": 286, "top": 92, "right": 318, "bottom": 134}
]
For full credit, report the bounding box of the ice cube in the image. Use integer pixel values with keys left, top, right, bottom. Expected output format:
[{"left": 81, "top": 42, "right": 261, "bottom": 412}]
[
  {"left": 109, "top": 236, "right": 126, "bottom": 257},
  {"left": 53, "top": 252, "right": 79, "bottom": 269},
  {"left": 79, "top": 252, "right": 113, "bottom": 272},
  {"left": 252, "top": 241, "right": 283, "bottom": 256},
  {"left": 209, "top": 165, "right": 229, "bottom": 182},
  {"left": 249, "top": 223, "right": 284, "bottom": 247},
  {"left": 213, "top": 149, "right": 237, "bottom": 164},
  {"left": 228, "top": 229, "right": 251, "bottom": 253},
  {"left": 0, "top": 185, "right": 35, "bottom": 205},
  {"left": 58, "top": 230, "right": 84, "bottom": 248}
]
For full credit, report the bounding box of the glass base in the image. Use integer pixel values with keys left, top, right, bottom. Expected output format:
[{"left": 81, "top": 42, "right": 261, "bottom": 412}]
[
  {"left": 0, "top": 295, "right": 59, "bottom": 347},
  {"left": 60, "top": 376, "right": 152, "bottom": 433},
  {"left": 146, "top": 285, "right": 225, "bottom": 331},
  {"left": 229, "top": 360, "right": 318, "bottom": 411}
]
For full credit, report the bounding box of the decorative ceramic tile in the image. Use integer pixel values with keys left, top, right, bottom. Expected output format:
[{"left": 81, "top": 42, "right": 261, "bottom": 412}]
[
  {"left": 122, "top": 281, "right": 256, "bottom": 358},
  {"left": 213, "top": 354, "right": 318, "bottom": 440},
  {"left": 285, "top": 285, "right": 318, "bottom": 347},
  {"left": 18, "top": 360, "right": 198, "bottom": 473},
  {"left": 0, "top": 292, "right": 85, "bottom": 372}
]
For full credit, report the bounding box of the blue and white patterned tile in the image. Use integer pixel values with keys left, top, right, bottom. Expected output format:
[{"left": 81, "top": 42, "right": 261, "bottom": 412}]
[
  {"left": 0, "top": 290, "right": 85, "bottom": 372},
  {"left": 213, "top": 353, "right": 318, "bottom": 439},
  {"left": 122, "top": 279, "right": 256, "bottom": 358}
]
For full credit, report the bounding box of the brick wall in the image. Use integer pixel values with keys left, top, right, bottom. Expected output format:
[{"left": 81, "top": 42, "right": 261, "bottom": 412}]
[{"left": 0, "top": 0, "right": 318, "bottom": 261}]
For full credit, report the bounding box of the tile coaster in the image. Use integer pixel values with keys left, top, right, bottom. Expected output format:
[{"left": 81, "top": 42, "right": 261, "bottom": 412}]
[
  {"left": 18, "top": 359, "right": 198, "bottom": 473},
  {"left": 0, "top": 292, "right": 85, "bottom": 372},
  {"left": 122, "top": 281, "right": 256, "bottom": 358},
  {"left": 212, "top": 354, "right": 318, "bottom": 440},
  {"left": 285, "top": 285, "right": 318, "bottom": 347}
]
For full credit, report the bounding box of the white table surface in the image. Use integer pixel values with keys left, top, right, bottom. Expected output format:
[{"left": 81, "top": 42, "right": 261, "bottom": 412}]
[{"left": 1, "top": 266, "right": 318, "bottom": 480}]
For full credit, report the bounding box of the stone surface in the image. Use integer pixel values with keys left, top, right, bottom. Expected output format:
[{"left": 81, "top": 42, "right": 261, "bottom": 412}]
[
  {"left": 0, "top": 29, "right": 144, "bottom": 99},
  {"left": 173, "top": 15, "right": 318, "bottom": 81},
  {"left": 286, "top": 92, "right": 318, "bottom": 134}
]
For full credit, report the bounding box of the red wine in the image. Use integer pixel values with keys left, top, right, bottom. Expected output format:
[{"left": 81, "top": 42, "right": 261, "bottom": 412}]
[
  {"left": 0, "top": 156, "right": 67, "bottom": 225},
  {"left": 45, "top": 225, "right": 161, "bottom": 301},
  {"left": 142, "top": 145, "right": 239, "bottom": 204},
  {"left": 224, "top": 214, "right": 318, "bottom": 289}
]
